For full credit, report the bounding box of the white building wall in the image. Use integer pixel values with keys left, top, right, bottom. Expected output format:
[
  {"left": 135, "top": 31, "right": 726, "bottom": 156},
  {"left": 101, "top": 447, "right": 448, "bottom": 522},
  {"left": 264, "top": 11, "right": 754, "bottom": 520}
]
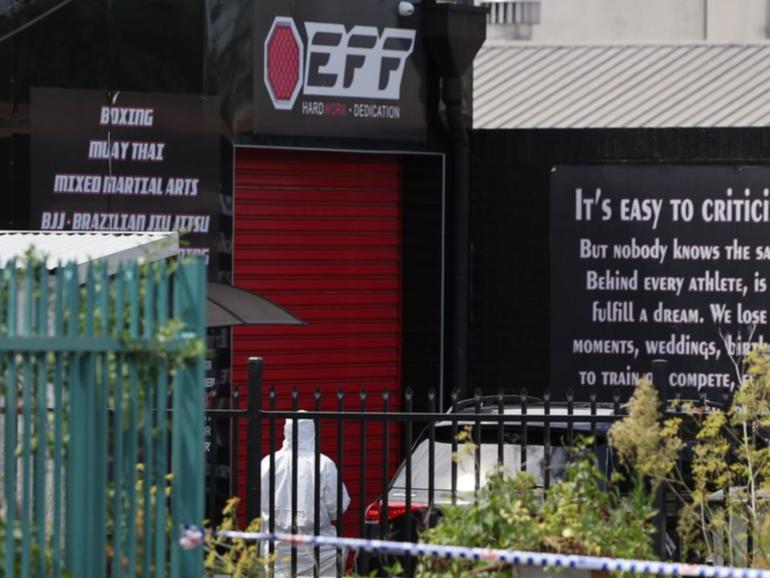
[
  {"left": 482, "top": 0, "right": 770, "bottom": 42},
  {"left": 705, "top": 0, "right": 768, "bottom": 41}
]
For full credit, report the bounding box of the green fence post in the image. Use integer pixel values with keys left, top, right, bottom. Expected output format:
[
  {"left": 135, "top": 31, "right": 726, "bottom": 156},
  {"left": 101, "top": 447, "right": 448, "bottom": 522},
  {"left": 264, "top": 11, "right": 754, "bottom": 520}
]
[
  {"left": 171, "top": 258, "right": 205, "bottom": 578},
  {"left": 64, "top": 262, "right": 86, "bottom": 578},
  {"left": 34, "top": 260, "right": 49, "bottom": 578},
  {"left": 142, "top": 262, "right": 155, "bottom": 578},
  {"left": 4, "top": 261, "right": 18, "bottom": 578},
  {"left": 52, "top": 265, "right": 64, "bottom": 578},
  {"left": 21, "top": 261, "right": 34, "bottom": 578},
  {"left": 112, "top": 264, "right": 126, "bottom": 578},
  {"left": 82, "top": 263, "right": 98, "bottom": 578},
  {"left": 126, "top": 261, "right": 140, "bottom": 575},
  {"left": 93, "top": 262, "right": 109, "bottom": 578},
  {"left": 154, "top": 259, "right": 169, "bottom": 578}
]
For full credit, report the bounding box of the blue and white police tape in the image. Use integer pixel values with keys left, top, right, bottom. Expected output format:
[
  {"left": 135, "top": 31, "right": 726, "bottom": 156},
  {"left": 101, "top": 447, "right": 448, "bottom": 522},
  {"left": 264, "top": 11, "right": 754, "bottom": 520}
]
[{"left": 179, "top": 525, "right": 770, "bottom": 578}]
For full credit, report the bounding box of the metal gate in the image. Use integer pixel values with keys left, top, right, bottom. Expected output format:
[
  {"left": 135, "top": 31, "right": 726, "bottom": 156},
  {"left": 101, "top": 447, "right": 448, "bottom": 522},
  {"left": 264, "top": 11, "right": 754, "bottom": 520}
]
[{"left": 0, "top": 256, "right": 206, "bottom": 578}]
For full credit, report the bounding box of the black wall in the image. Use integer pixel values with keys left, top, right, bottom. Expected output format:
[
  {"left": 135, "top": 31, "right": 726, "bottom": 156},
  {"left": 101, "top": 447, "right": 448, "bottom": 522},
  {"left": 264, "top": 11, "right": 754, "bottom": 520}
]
[
  {"left": 0, "top": 0, "right": 207, "bottom": 230},
  {"left": 469, "top": 128, "right": 770, "bottom": 397},
  {"left": 2, "top": 0, "right": 444, "bottom": 221},
  {"left": 402, "top": 153, "right": 444, "bottom": 410}
]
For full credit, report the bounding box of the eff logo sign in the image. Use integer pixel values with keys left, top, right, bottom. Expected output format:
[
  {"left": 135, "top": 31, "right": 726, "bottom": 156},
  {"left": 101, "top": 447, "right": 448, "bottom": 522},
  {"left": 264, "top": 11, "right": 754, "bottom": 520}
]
[{"left": 263, "top": 16, "right": 416, "bottom": 110}]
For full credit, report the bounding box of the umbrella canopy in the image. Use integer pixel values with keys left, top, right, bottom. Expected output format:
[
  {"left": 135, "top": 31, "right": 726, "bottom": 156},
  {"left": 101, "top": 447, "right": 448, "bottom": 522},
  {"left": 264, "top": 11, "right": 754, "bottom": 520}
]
[{"left": 207, "top": 282, "right": 304, "bottom": 327}]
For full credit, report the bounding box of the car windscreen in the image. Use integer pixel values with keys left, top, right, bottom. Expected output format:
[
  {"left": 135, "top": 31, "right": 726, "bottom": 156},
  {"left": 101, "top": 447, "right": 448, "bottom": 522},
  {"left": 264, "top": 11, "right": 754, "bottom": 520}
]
[{"left": 389, "top": 438, "right": 570, "bottom": 492}]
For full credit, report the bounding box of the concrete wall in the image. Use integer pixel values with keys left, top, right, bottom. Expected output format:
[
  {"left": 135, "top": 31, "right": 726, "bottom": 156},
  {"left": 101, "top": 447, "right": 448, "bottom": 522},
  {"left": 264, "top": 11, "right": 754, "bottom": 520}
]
[{"left": 485, "top": 0, "right": 770, "bottom": 42}]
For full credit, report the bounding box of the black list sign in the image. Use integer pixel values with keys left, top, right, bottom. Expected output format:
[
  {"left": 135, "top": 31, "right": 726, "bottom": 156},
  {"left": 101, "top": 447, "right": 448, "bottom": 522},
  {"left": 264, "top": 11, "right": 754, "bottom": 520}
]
[
  {"left": 31, "top": 88, "right": 220, "bottom": 269},
  {"left": 550, "top": 166, "right": 770, "bottom": 401}
]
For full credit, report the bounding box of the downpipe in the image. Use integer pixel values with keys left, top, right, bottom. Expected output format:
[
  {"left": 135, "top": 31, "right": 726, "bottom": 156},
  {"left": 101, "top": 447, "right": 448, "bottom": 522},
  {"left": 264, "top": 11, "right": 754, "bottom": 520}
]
[{"left": 444, "top": 76, "right": 470, "bottom": 400}]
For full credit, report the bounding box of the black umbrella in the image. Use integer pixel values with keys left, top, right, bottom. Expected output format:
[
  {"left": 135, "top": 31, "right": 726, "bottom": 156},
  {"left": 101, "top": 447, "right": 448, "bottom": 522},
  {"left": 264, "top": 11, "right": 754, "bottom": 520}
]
[{"left": 207, "top": 282, "right": 304, "bottom": 327}]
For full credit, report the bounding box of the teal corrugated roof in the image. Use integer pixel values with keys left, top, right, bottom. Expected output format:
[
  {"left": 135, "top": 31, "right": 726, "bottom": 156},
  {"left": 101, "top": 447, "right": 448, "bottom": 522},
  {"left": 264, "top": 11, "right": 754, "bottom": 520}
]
[{"left": 0, "top": 231, "right": 179, "bottom": 277}]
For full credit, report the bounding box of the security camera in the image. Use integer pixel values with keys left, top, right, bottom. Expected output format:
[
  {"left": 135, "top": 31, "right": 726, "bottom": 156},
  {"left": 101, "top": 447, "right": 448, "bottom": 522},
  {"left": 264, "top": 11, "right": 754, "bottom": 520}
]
[{"left": 398, "top": 1, "right": 415, "bottom": 17}]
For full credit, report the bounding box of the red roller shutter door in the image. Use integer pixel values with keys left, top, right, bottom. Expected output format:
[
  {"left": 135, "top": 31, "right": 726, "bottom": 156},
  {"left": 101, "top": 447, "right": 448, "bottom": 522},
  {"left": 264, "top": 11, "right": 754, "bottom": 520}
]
[{"left": 233, "top": 148, "right": 402, "bottom": 536}]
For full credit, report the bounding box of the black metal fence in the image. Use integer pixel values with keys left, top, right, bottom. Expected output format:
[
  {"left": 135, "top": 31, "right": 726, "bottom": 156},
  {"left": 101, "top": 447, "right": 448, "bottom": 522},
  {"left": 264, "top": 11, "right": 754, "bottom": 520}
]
[
  {"left": 244, "top": 358, "right": 641, "bottom": 577},
  {"left": 202, "top": 357, "right": 726, "bottom": 576}
]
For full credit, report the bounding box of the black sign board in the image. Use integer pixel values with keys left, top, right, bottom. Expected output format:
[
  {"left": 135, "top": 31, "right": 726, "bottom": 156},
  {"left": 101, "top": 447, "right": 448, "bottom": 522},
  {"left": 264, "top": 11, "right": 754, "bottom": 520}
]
[
  {"left": 254, "top": 0, "right": 427, "bottom": 140},
  {"left": 31, "top": 88, "right": 220, "bottom": 269},
  {"left": 551, "top": 165, "right": 770, "bottom": 401}
]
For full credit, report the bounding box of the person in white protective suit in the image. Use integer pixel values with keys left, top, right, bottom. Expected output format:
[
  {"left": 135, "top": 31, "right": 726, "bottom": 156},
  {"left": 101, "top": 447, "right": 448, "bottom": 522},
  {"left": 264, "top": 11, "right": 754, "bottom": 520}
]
[{"left": 260, "top": 415, "right": 351, "bottom": 577}]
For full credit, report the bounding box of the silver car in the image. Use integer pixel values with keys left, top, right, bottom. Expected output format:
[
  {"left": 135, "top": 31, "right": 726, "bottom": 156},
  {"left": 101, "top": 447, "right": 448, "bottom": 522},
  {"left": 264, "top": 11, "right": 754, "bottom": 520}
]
[{"left": 357, "top": 400, "right": 618, "bottom": 574}]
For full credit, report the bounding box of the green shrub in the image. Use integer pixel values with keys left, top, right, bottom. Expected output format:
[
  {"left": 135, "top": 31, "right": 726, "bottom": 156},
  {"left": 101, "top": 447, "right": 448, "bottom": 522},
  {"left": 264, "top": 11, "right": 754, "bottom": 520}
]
[
  {"left": 610, "top": 347, "right": 770, "bottom": 566},
  {"left": 203, "top": 498, "right": 264, "bottom": 578},
  {"left": 416, "top": 448, "right": 656, "bottom": 578},
  {"left": 0, "top": 515, "right": 75, "bottom": 578}
]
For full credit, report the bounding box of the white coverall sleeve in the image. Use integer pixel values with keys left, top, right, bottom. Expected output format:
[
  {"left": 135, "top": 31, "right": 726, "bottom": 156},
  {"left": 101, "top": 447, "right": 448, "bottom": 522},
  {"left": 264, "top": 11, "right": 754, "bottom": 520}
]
[{"left": 322, "top": 460, "right": 351, "bottom": 521}]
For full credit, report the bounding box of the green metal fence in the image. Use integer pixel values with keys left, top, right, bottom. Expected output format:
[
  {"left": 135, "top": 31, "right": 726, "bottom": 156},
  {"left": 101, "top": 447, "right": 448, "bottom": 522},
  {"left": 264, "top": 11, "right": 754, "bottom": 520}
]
[{"left": 0, "top": 256, "right": 206, "bottom": 578}]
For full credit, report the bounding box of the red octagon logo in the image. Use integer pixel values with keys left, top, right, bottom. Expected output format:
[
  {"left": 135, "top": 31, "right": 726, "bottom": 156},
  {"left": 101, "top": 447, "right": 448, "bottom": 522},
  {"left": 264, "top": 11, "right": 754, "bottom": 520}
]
[{"left": 264, "top": 17, "right": 304, "bottom": 110}]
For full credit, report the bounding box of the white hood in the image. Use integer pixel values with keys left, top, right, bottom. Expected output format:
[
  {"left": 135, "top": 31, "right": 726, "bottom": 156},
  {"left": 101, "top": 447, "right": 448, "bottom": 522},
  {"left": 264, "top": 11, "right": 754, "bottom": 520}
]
[{"left": 282, "top": 417, "right": 315, "bottom": 453}]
